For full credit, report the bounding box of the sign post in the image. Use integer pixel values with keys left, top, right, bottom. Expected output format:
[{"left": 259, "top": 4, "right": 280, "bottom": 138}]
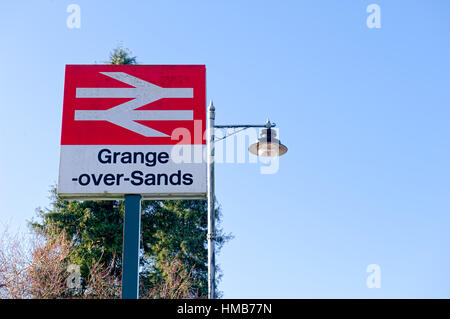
[
  {"left": 122, "top": 194, "right": 142, "bottom": 299},
  {"left": 58, "top": 65, "right": 206, "bottom": 299}
]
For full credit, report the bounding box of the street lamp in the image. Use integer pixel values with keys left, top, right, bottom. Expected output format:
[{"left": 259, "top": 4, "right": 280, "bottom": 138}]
[
  {"left": 207, "top": 100, "right": 287, "bottom": 299},
  {"left": 248, "top": 119, "right": 288, "bottom": 157}
]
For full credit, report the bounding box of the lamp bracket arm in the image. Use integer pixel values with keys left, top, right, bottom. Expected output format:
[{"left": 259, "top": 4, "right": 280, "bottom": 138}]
[
  {"left": 213, "top": 123, "right": 276, "bottom": 142},
  {"left": 213, "top": 127, "right": 249, "bottom": 142},
  {"left": 214, "top": 123, "right": 276, "bottom": 142},
  {"left": 214, "top": 123, "right": 276, "bottom": 129}
]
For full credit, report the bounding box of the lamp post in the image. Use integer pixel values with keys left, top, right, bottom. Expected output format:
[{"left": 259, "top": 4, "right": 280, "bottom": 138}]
[{"left": 207, "top": 100, "right": 288, "bottom": 299}]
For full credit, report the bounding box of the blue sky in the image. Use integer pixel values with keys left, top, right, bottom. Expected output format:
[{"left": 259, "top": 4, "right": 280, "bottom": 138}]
[{"left": 1, "top": 0, "right": 450, "bottom": 298}]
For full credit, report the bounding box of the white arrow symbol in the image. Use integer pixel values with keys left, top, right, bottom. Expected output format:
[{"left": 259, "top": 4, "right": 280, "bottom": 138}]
[{"left": 74, "top": 72, "right": 194, "bottom": 137}]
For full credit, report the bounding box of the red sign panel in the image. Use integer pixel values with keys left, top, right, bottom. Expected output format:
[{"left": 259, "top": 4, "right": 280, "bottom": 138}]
[{"left": 61, "top": 65, "right": 206, "bottom": 145}]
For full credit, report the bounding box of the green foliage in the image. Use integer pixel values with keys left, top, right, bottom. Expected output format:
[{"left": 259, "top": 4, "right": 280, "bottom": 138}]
[
  {"left": 140, "top": 200, "right": 231, "bottom": 297},
  {"left": 109, "top": 44, "right": 137, "bottom": 65},
  {"left": 29, "top": 187, "right": 230, "bottom": 297},
  {"left": 30, "top": 188, "right": 123, "bottom": 282}
]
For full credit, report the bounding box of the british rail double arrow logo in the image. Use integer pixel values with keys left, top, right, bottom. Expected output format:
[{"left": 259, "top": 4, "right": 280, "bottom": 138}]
[{"left": 74, "top": 72, "right": 194, "bottom": 137}]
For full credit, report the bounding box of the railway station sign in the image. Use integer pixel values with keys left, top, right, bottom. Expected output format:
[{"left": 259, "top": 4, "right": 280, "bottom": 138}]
[{"left": 58, "top": 65, "right": 206, "bottom": 199}]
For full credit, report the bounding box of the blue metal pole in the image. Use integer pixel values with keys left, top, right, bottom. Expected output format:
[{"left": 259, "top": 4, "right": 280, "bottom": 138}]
[{"left": 122, "top": 194, "right": 142, "bottom": 299}]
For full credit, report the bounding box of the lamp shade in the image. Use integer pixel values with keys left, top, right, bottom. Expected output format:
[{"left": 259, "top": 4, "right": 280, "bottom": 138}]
[{"left": 248, "top": 127, "right": 288, "bottom": 157}]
